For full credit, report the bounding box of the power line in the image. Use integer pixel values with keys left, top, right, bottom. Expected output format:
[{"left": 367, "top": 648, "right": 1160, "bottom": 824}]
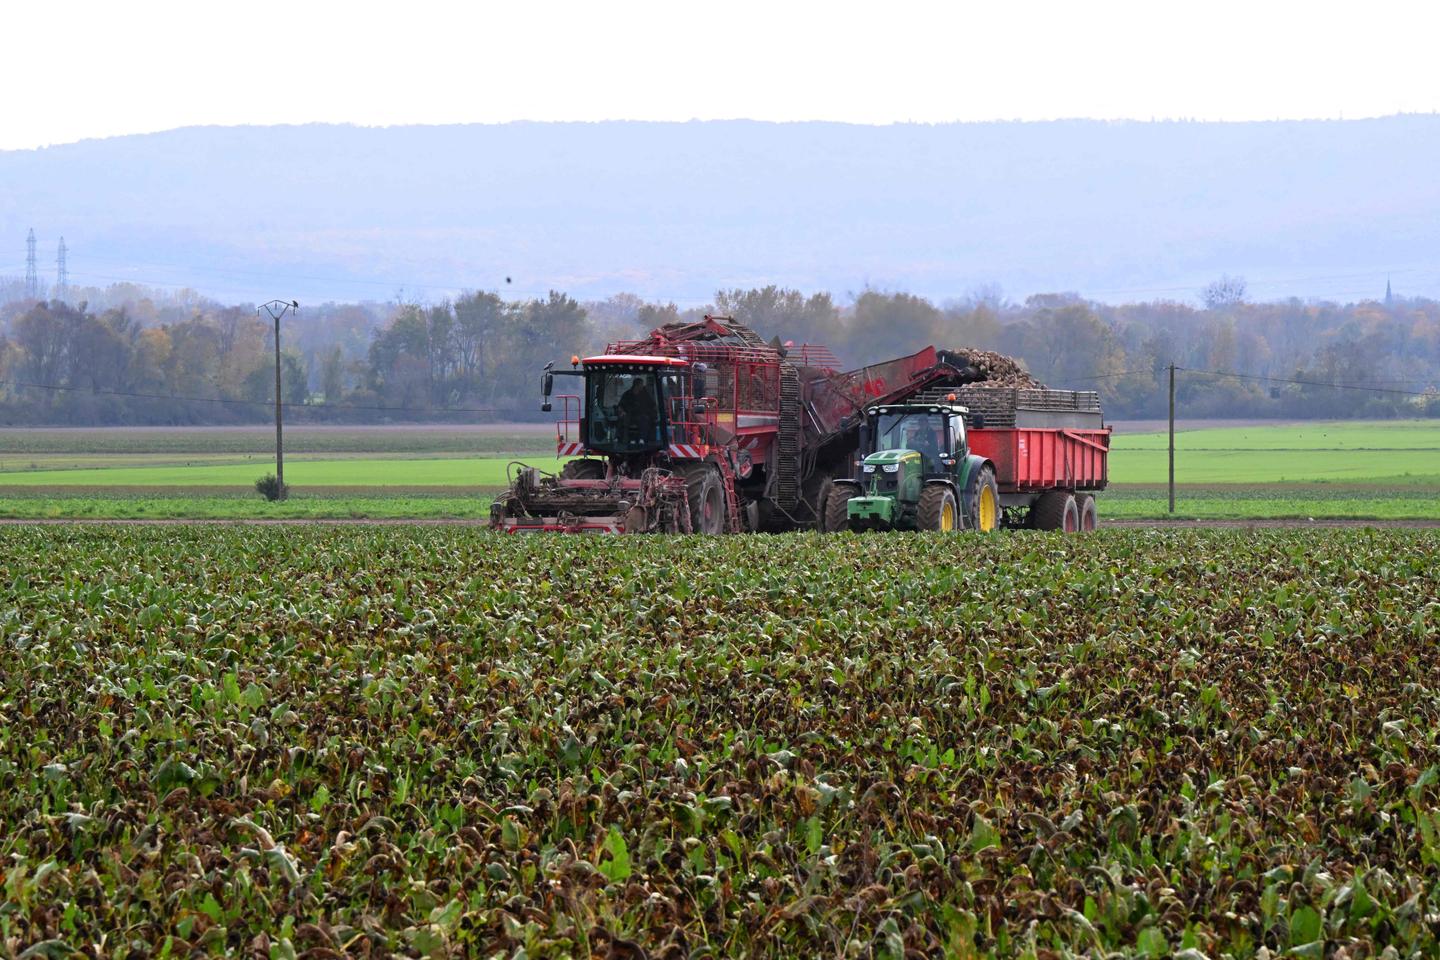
[
  {"left": 1064, "top": 365, "right": 1438, "bottom": 390},
  {"left": 1082, "top": 267, "right": 1428, "bottom": 299},
  {"left": 1066, "top": 369, "right": 1156, "bottom": 382},
  {"left": 1178, "top": 366, "right": 1439, "bottom": 398},
  {"left": 45, "top": 249, "right": 1440, "bottom": 308},
  {"left": 65, "top": 252, "right": 724, "bottom": 305}
]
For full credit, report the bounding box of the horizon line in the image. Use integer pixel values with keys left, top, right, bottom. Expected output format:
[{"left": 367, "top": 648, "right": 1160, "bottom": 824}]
[{"left": 7, "top": 111, "right": 1440, "bottom": 153}]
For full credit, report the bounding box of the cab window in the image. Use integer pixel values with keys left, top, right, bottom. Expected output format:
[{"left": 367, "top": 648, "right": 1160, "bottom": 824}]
[
  {"left": 949, "top": 415, "right": 965, "bottom": 453},
  {"left": 586, "top": 369, "right": 663, "bottom": 452}
]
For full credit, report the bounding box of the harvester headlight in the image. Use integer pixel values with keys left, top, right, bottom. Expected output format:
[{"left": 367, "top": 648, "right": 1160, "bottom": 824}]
[
  {"left": 881, "top": 463, "right": 900, "bottom": 473},
  {"left": 862, "top": 464, "right": 876, "bottom": 474}
]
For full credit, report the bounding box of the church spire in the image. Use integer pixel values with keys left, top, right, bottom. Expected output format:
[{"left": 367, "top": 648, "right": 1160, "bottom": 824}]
[{"left": 1385, "top": 275, "right": 1394, "bottom": 306}]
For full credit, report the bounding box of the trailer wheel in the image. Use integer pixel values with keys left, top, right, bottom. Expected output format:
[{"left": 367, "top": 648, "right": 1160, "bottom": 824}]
[
  {"left": 559, "top": 458, "right": 606, "bottom": 481},
  {"left": 681, "top": 464, "right": 726, "bottom": 534},
  {"left": 1033, "top": 490, "right": 1079, "bottom": 532},
  {"left": 965, "top": 466, "right": 1001, "bottom": 533},
  {"left": 1079, "top": 494, "right": 1098, "bottom": 532},
  {"left": 824, "top": 484, "right": 858, "bottom": 532},
  {"left": 918, "top": 484, "right": 959, "bottom": 532}
]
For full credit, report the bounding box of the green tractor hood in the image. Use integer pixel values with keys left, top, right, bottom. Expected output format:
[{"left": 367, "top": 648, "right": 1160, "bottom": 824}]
[{"left": 847, "top": 449, "right": 923, "bottom": 529}]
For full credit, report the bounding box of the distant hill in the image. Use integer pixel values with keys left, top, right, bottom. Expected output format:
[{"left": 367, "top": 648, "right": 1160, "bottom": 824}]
[{"left": 2, "top": 118, "right": 1437, "bottom": 305}]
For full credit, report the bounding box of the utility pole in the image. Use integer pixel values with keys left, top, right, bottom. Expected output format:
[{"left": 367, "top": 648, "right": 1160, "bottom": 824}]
[
  {"left": 1168, "top": 363, "right": 1176, "bottom": 514},
  {"left": 258, "top": 300, "right": 299, "bottom": 495}
]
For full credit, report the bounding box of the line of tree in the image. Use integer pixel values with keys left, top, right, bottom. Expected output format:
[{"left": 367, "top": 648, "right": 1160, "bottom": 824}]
[{"left": 1, "top": 280, "right": 1438, "bottom": 425}]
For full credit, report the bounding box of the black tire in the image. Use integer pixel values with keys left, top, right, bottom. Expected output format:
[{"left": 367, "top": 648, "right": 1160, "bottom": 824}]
[
  {"left": 1033, "top": 491, "right": 1079, "bottom": 532},
  {"left": 823, "top": 484, "right": 858, "bottom": 532},
  {"left": 681, "top": 464, "right": 726, "bottom": 534},
  {"left": 964, "top": 466, "right": 1001, "bottom": 533},
  {"left": 810, "top": 475, "right": 834, "bottom": 528},
  {"left": 1079, "top": 494, "right": 1098, "bottom": 532},
  {"left": 917, "top": 484, "right": 959, "bottom": 532},
  {"left": 559, "top": 458, "right": 606, "bottom": 481}
]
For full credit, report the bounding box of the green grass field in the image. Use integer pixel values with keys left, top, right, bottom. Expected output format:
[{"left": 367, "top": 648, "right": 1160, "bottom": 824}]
[
  {"left": 1109, "top": 420, "right": 1440, "bottom": 484},
  {"left": 0, "top": 420, "right": 1435, "bottom": 520}
]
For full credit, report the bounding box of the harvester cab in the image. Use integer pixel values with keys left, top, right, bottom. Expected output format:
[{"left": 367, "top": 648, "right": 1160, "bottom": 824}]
[
  {"left": 825, "top": 401, "right": 1001, "bottom": 533},
  {"left": 541, "top": 355, "right": 699, "bottom": 458}
]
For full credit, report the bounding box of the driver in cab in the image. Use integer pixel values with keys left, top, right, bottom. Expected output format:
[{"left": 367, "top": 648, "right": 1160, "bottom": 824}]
[
  {"left": 903, "top": 420, "right": 944, "bottom": 469},
  {"left": 618, "top": 378, "right": 658, "bottom": 443}
]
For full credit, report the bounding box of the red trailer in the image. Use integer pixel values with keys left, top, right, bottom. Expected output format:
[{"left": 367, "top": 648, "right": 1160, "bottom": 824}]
[
  {"left": 939, "top": 385, "right": 1110, "bottom": 530},
  {"left": 968, "top": 426, "right": 1110, "bottom": 530}
]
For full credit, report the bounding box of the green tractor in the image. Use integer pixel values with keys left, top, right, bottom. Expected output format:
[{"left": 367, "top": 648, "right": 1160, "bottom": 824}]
[{"left": 824, "top": 402, "right": 1001, "bottom": 533}]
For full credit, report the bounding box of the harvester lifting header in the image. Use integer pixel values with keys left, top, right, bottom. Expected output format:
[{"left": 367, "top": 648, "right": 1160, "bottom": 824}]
[{"left": 489, "top": 316, "right": 1111, "bottom": 534}]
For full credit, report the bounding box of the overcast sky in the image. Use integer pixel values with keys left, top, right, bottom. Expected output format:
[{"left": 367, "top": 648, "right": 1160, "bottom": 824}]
[{"left": 5, "top": 0, "right": 1439, "bottom": 150}]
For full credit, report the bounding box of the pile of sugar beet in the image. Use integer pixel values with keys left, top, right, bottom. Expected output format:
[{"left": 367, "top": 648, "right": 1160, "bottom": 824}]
[{"left": 941, "top": 347, "right": 1043, "bottom": 388}]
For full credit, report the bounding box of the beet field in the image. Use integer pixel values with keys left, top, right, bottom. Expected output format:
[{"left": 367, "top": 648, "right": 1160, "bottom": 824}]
[{"left": 2, "top": 527, "right": 1438, "bottom": 958}]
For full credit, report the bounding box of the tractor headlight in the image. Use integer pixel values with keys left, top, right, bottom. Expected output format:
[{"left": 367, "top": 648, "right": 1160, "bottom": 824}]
[
  {"left": 882, "top": 463, "right": 900, "bottom": 473},
  {"left": 862, "top": 464, "right": 876, "bottom": 473}
]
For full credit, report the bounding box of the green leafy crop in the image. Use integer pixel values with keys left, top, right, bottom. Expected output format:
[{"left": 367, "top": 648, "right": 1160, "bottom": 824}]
[{"left": 1, "top": 526, "right": 1438, "bottom": 957}]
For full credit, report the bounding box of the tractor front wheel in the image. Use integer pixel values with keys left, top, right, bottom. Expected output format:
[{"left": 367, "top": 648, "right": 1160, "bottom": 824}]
[
  {"left": 918, "top": 484, "right": 959, "bottom": 532},
  {"left": 823, "top": 484, "right": 858, "bottom": 532}
]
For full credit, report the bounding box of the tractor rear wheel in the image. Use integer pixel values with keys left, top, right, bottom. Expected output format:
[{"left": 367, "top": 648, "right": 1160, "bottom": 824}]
[
  {"left": 1033, "top": 491, "right": 1079, "bottom": 532},
  {"left": 1079, "top": 494, "right": 1098, "bottom": 532},
  {"left": 965, "top": 465, "right": 1001, "bottom": 532},
  {"left": 681, "top": 464, "right": 726, "bottom": 534},
  {"left": 559, "top": 458, "right": 606, "bottom": 481},
  {"left": 917, "top": 484, "right": 959, "bottom": 532},
  {"left": 823, "top": 484, "right": 858, "bottom": 532}
]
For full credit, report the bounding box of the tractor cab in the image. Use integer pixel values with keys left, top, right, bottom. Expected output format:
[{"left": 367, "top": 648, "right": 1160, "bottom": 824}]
[
  {"left": 826, "top": 401, "right": 1000, "bottom": 533},
  {"left": 543, "top": 355, "right": 699, "bottom": 457},
  {"left": 870, "top": 406, "right": 966, "bottom": 475}
]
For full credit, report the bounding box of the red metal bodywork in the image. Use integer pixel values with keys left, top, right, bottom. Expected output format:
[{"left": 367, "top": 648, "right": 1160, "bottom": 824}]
[
  {"left": 494, "top": 314, "right": 1110, "bottom": 533},
  {"left": 968, "top": 427, "right": 1111, "bottom": 493}
]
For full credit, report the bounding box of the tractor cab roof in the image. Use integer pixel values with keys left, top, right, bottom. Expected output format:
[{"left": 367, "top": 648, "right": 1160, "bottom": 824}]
[
  {"left": 865, "top": 403, "right": 970, "bottom": 417},
  {"left": 582, "top": 354, "right": 690, "bottom": 367}
]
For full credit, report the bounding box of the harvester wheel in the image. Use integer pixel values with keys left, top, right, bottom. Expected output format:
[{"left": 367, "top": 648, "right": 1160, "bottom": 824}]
[
  {"left": 682, "top": 464, "right": 726, "bottom": 534},
  {"left": 917, "top": 484, "right": 959, "bottom": 532},
  {"left": 1079, "top": 494, "right": 1098, "bottom": 532},
  {"left": 810, "top": 475, "right": 834, "bottom": 528},
  {"left": 823, "top": 484, "right": 858, "bottom": 532},
  {"left": 1033, "top": 491, "right": 1079, "bottom": 532},
  {"left": 559, "top": 458, "right": 606, "bottom": 481},
  {"left": 965, "top": 466, "right": 1001, "bottom": 533}
]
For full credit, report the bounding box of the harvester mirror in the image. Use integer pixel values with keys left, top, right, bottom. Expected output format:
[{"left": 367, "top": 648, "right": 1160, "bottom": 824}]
[{"left": 540, "top": 362, "right": 555, "bottom": 412}]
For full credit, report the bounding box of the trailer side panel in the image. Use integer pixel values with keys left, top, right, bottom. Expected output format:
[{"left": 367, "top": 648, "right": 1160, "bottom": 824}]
[{"left": 969, "top": 427, "right": 1110, "bottom": 493}]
